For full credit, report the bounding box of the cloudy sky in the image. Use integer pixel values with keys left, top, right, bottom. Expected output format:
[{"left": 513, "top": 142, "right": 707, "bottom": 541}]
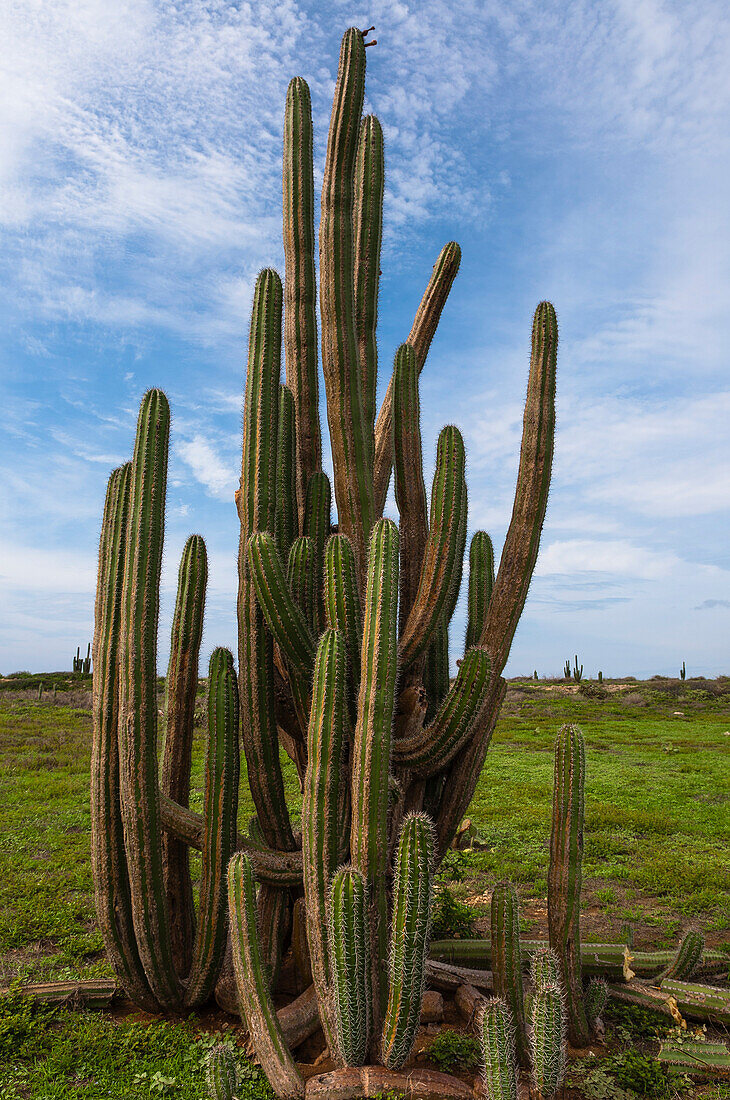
[{"left": 2, "top": 0, "right": 729, "bottom": 677}]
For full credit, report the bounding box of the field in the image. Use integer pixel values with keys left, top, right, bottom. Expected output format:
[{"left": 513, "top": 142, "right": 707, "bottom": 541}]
[{"left": 1, "top": 672, "right": 729, "bottom": 1098}]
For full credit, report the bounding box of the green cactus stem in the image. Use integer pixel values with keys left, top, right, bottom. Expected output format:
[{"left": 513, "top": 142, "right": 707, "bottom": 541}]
[
  {"left": 659, "top": 1039, "right": 730, "bottom": 1076},
  {"left": 324, "top": 533, "right": 363, "bottom": 705},
  {"left": 463, "top": 536, "right": 492, "bottom": 655},
  {"left": 393, "top": 647, "right": 491, "bottom": 776},
  {"left": 256, "top": 882, "right": 291, "bottom": 993},
  {"left": 399, "top": 425, "right": 466, "bottom": 668},
  {"left": 117, "top": 389, "right": 182, "bottom": 1010},
  {"left": 237, "top": 268, "right": 295, "bottom": 854},
  {"left": 319, "top": 27, "right": 374, "bottom": 579},
  {"left": 91, "top": 462, "right": 156, "bottom": 1012},
  {"left": 392, "top": 343, "right": 428, "bottom": 638},
  {"left": 161, "top": 533, "right": 207, "bottom": 978},
  {"left": 185, "top": 648, "right": 240, "bottom": 1008},
  {"left": 291, "top": 897, "right": 312, "bottom": 990},
  {"left": 283, "top": 76, "right": 320, "bottom": 530},
  {"left": 304, "top": 470, "right": 332, "bottom": 630},
  {"left": 479, "top": 998, "right": 518, "bottom": 1100},
  {"left": 228, "top": 853, "right": 304, "bottom": 1099},
  {"left": 275, "top": 385, "right": 297, "bottom": 563},
  {"left": 584, "top": 978, "right": 608, "bottom": 1023},
  {"left": 530, "top": 946, "right": 560, "bottom": 993},
  {"left": 491, "top": 882, "right": 530, "bottom": 1069},
  {"left": 660, "top": 930, "right": 704, "bottom": 981},
  {"left": 680, "top": 660, "right": 686, "bottom": 680},
  {"left": 206, "top": 1044, "right": 238, "bottom": 1100},
  {"left": 530, "top": 983, "right": 566, "bottom": 1100},
  {"left": 329, "top": 866, "right": 371, "bottom": 1067},
  {"left": 302, "top": 627, "right": 350, "bottom": 1051},
  {"left": 350, "top": 518, "right": 399, "bottom": 1027},
  {"left": 548, "top": 723, "right": 591, "bottom": 1046},
  {"left": 288, "top": 536, "right": 317, "bottom": 634},
  {"left": 373, "top": 241, "right": 462, "bottom": 515},
  {"left": 382, "top": 813, "right": 434, "bottom": 1070},
  {"left": 354, "top": 113, "right": 384, "bottom": 451}
]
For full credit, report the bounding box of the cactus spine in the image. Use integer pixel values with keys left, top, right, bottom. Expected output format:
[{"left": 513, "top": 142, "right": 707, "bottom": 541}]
[
  {"left": 491, "top": 882, "right": 530, "bottom": 1069},
  {"left": 479, "top": 998, "right": 518, "bottom": 1100},
  {"left": 548, "top": 723, "right": 591, "bottom": 1046}
]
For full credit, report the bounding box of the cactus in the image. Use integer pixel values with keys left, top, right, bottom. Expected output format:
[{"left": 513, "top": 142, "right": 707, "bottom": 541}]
[
  {"left": 597, "top": 670, "right": 603, "bottom": 684},
  {"left": 584, "top": 977, "right": 608, "bottom": 1023},
  {"left": 91, "top": 25, "right": 559, "bottom": 1098},
  {"left": 530, "top": 983, "right": 566, "bottom": 1099},
  {"left": 491, "top": 882, "right": 530, "bottom": 1069},
  {"left": 206, "top": 1044, "right": 237, "bottom": 1100},
  {"left": 381, "top": 813, "right": 434, "bottom": 1069},
  {"left": 83, "top": 642, "right": 92, "bottom": 675},
  {"left": 661, "top": 930, "right": 704, "bottom": 981},
  {"left": 680, "top": 660, "right": 686, "bottom": 680},
  {"left": 530, "top": 946, "right": 560, "bottom": 993},
  {"left": 564, "top": 660, "right": 571, "bottom": 680},
  {"left": 479, "top": 998, "right": 518, "bottom": 1100},
  {"left": 548, "top": 724, "right": 591, "bottom": 1046}
]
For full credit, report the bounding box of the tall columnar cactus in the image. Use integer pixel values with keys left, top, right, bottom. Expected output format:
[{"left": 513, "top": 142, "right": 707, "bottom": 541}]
[
  {"left": 491, "top": 882, "right": 530, "bottom": 1068},
  {"left": 548, "top": 724, "right": 591, "bottom": 1046},
  {"left": 93, "top": 24, "right": 558, "bottom": 1099}
]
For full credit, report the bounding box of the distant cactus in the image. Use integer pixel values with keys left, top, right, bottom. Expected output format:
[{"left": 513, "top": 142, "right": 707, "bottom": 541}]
[
  {"left": 564, "top": 659, "right": 571, "bottom": 680},
  {"left": 572, "top": 655, "right": 583, "bottom": 682},
  {"left": 82, "top": 642, "right": 91, "bottom": 675},
  {"left": 92, "top": 25, "right": 559, "bottom": 1099},
  {"left": 597, "top": 670, "right": 603, "bottom": 684},
  {"left": 37, "top": 681, "right": 43, "bottom": 701},
  {"left": 534, "top": 669, "right": 538, "bottom": 681},
  {"left": 680, "top": 660, "right": 686, "bottom": 680}
]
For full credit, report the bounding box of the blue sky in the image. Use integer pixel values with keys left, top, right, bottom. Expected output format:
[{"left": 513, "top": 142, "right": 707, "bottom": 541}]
[{"left": 1, "top": 0, "right": 729, "bottom": 677}]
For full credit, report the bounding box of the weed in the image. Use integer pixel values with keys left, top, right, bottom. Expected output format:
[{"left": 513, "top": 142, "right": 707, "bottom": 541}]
[
  {"left": 431, "top": 887, "right": 477, "bottom": 939},
  {"left": 426, "top": 1029, "right": 480, "bottom": 1073}
]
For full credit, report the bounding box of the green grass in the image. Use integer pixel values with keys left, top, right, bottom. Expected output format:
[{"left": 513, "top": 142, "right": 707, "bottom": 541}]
[{"left": 0, "top": 677, "right": 728, "bottom": 1097}]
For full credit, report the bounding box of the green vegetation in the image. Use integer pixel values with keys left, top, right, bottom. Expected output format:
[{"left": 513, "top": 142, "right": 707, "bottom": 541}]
[{"left": 426, "top": 1028, "right": 480, "bottom": 1073}]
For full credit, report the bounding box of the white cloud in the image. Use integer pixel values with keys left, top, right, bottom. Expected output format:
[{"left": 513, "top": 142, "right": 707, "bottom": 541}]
[{"left": 177, "top": 434, "right": 236, "bottom": 500}]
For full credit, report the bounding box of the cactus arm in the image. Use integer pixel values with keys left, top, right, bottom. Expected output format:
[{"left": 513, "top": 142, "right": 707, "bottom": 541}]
[
  {"left": 465, "top": 531, "right": 494, "bottom": 650},
  {"left": 660, "top": 930, "right": 704, "bottom": 981},
  {"left": 117, "top": 389, "right": 183, "bottom": 1009},
  {"left": 481, "top": 302, "right": 557, "bottom": 672},
  {"left": 393, "top": 648, "right": 491, "bottom": 776},
  {"left": 256, "top": 881, "right": 291, "bottom": 992},
  {"left": 303, "top": 470, "right": 332, "bottom": 631},
  {"left": 491, "top": 882, "right": 530, "bottom": 1069},
  {"left": 381, "top": 813, "right": 434, "bottom": 1070},
  {"left": 275, "top": 385, "right": 298, "bottom": 563},
  {"left": 392, "top": 344, "right": 429, "bottom": 637},
  {"left": 158, "top": 794, "right": 303, "bottom": 886},
  {"left": 324, "top": 533, "right": 363, "bottom": 705},
  {"left": 247, "top": 532, "right": 316, "bottom": 677},
  {"left": 373, "top": 241, "right": 461, "bottom": 515},
  {"left": 350, "top": 518, "right": 400, "bottom": 1026},
  {"left": 319, "top": 27, "right": 374, "bottom": 580},
  {"left": 479, "top": 998, "right": 518, "bottom": 1100},
  {"left": 283, "top": 76, "right": 321, "bottom": 530},
  {"left": 302, "top": 628, "right": 351, "bottom": 1053},
  {"left": 185, "top": 648, "right": 240, "bottom": 1007},
  {"left": 160, "top": 533, "right": 207, "bottom": 979},
  {"left": 288, "top": 536, "right": 317, "bottom": 634},
  {"left": 531, "top": 946, "right": 560, "bottom": 992},
  {"left": 423, "top": 620, "right": 450, "bottom": 721},
  {"left": 353, "top": 113, "right": 384, "bottom": 451},
  {"left": 398, "top": 426, "right": 466, "bottom": 668},
  {"left": 548, "top": 723, "right": 591, "bottom": 1046},
  {"left": 91, "top": 462, "right": 157, "bottom": 1012},
  {"left": 227, "top": 853, "right": 304, "bottom": 1099},
  {"left": 530, "top": 984, "right": 566, "bottom": 1100},
  {"left": 329, "top": 867, "right": 372, "bottom": 1066},
  {"left": 237, "top": 269, "right": 295, "bottom": 853}
]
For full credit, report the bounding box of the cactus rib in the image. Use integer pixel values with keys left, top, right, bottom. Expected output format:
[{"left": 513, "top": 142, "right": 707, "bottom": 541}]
[
  {"left": 491, "top": 882, "right": 530, "bottom": 1069},
  {"left": 479, "top": 998, "right": 518, "bottom": 1100},
  {"left": 465, "top": 532, "right": 494, "bottom": 650},
  {"left": 329, "top": 866, "right": 371, "bottom": 1066}
]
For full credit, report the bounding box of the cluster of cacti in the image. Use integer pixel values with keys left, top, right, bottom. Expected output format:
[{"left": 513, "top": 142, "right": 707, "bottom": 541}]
[
  {"left": 91, "top": 25, "right": 557, "bottom": 1097},
  {"left": 73, "top": 643, "right": 91, "bottom": 673},
  {"left": 479, "top": 945, "right": 567, "bottom": 1099},
  {"left": 564, "top": 655, "right": 582, "bottom": 682}
]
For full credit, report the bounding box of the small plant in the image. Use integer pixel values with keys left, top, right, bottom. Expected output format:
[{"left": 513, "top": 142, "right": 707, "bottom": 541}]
[
  {"left": 430, "top": 885, "right": 476, "bottom": 939},
  {"left": 428, "top": 1028, "right": 480, "bottom": 1073},
  {"left": 611, "top": 1050, "right": 679, "bottom": 1098}
]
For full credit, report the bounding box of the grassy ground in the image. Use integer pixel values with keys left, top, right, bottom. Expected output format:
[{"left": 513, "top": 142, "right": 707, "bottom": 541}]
[{"left": 1, "top": 672, "right": 729, "bottom": 1098}]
